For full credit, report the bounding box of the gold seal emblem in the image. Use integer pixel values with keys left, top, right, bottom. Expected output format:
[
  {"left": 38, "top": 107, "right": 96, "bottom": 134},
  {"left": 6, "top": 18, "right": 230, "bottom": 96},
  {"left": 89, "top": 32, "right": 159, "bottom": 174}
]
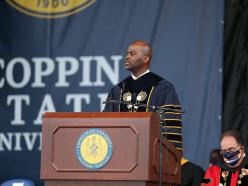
[
  {"left": 6, "top": 0, "right": 96, "bottom": 19},
  {"left": 76, "top": 129, "right": 112, "bottom": 170},
  {"left": 80, "top": 134, "right": 108, "bottom": 165}
]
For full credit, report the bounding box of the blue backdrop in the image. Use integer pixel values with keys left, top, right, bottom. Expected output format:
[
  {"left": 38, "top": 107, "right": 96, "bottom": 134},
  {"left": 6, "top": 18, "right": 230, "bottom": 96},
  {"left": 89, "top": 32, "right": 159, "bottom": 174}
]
[{"left": 0, "top": 0, "right": 223, "bottom": 185}]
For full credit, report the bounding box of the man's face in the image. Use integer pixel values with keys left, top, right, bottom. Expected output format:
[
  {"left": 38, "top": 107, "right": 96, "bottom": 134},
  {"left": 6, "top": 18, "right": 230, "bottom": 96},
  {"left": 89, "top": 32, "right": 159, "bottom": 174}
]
[
  {"left": 220, "top": 136, "right": 244, "bottom": 168},
  {"left": 124, "top": 44, "right": 148, "bottom": 73}
]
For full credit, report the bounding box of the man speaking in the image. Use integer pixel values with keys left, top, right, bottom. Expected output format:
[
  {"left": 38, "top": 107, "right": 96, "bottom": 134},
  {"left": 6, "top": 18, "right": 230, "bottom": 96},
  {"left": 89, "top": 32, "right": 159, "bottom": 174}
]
[{"left": 104, "top": 40, "right": 183, "bottom": 152}]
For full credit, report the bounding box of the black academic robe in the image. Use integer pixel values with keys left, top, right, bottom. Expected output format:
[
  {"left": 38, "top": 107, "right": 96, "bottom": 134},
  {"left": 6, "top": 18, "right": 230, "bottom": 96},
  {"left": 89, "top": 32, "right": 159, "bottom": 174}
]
[
  {"left": 181, "top": 161, "right": 205, "bottom": 186},
  {"left": 104, "top": 72, "right": 183, "bottom": 151}
]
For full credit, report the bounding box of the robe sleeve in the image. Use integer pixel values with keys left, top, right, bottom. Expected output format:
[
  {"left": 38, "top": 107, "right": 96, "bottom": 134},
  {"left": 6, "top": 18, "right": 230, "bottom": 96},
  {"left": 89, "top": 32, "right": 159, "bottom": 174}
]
[
  {"left": 150, "top": 81, "right": 183, "bottom": 152},
  {"left": 201, "top": 165, "right": 220, "bottom": 186}
]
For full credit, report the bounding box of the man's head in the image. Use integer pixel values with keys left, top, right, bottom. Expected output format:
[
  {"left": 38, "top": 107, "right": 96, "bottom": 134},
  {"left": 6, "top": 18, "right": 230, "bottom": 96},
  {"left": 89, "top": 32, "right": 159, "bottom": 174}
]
[
  {"left": 124, "top": 40, "right": 152, "bottom": 77},
  {"left": 219, "top": 130, "right": 245, "bottom": 168},
  {"left": 209, "top": 148, "right": 221, "bottom": 166}
]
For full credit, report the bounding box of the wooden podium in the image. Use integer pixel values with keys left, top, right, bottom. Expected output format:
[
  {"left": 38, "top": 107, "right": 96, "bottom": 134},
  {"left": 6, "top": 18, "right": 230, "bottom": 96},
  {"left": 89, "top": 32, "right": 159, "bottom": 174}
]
[{"left": 40, "top": 112, "right": 181, "bottom": 186}]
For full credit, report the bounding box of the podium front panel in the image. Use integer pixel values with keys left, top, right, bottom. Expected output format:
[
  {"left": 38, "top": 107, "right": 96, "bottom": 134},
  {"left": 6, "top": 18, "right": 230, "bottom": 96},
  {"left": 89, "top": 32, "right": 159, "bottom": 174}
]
[{"left": 41, "top": 112, "right": 181, "bottom": 184}]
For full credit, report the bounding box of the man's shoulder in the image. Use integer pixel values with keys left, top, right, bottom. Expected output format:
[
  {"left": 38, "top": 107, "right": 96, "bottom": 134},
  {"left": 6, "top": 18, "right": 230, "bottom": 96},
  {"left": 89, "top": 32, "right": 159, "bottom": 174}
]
[
  {"left": 149, "top": 72, "right": 175, "bottom": 87},
  {"left": 111, "top": 76, "right": 132, "bottom": 90},
  {"left": 155, "top": 78, "right": 175, "bottom": 90},
  {"left": 144, "top": 72, "right": 171, "bottom": 89}
]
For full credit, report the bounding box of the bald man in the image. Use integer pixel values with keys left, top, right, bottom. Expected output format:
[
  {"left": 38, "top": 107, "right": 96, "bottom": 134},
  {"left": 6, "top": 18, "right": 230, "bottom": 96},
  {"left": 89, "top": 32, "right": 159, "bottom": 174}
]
[{"left": 104, "top": 41, "right": 183, "bottom": 152}]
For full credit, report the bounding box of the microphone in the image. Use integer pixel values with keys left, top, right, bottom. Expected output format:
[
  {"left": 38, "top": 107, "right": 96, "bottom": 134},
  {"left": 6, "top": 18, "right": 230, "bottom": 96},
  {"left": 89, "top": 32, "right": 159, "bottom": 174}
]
[
  {"left": 103, "top": 81, "right": 126, "bottom": 111},
  {"left": 103, "top": 98, "right": 184, "bottom": 113}
]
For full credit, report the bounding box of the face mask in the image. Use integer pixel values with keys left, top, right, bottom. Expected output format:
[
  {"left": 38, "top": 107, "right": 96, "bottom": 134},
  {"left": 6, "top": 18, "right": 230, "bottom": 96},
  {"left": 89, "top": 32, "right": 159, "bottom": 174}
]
[
  {"left": 223, "top": 150, "right": 240, "bottom": 159},
  {"left": 222, "top": 149, "right": 241, "bottom": 166},
  {"left": 225, "top": 157, "right": 240, "bottom": 166}
]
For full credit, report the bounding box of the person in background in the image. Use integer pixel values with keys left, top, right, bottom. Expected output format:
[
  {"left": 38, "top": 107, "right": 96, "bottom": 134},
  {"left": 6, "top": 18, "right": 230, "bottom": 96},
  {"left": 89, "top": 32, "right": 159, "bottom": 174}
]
[
  {"left": 202, "top": 130, "right": 248, "bottom": 186},
  {"left": 181, "top": 157, "right": 205, "bottom": 186},
  {"left": 209, "top": 148, "right": 222, "bottom": 167}
]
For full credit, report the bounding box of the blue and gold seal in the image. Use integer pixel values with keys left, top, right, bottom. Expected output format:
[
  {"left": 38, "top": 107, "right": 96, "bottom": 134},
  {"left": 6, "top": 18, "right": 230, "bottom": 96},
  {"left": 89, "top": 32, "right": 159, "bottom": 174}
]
[
  {"left": 6, "top": 0, "right": 96, "bottom": 19},
  {"left": 75, "top": 128, "right": 113, "bottom": 170}
]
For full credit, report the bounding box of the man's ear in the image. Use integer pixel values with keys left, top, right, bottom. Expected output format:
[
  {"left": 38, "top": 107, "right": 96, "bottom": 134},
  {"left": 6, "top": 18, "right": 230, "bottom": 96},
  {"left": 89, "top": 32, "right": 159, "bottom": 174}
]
[{"left": 143, "top": 56, "right": 150, "bottom": 64}]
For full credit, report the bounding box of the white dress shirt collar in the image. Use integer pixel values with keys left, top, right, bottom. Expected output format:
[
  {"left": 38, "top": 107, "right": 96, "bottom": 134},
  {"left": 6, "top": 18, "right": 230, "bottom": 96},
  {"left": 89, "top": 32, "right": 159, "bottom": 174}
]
[{"left": 131, "top": 69, "right": 150, "bottom": 80}]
